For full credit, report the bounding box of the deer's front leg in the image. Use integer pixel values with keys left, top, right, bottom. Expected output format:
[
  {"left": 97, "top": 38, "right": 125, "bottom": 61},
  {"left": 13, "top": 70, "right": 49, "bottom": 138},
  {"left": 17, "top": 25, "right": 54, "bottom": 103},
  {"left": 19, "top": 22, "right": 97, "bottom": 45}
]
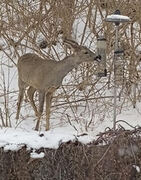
[{"left": 45, "top": 91, "right": 54, "bottom": 131}]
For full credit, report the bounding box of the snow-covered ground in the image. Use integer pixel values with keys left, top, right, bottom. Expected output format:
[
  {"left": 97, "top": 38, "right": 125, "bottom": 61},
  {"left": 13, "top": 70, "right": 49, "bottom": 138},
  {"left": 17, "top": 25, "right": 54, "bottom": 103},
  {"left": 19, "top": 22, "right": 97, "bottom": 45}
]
[{"left": 0, "top": 100, "right": 140, "bottom": 155}]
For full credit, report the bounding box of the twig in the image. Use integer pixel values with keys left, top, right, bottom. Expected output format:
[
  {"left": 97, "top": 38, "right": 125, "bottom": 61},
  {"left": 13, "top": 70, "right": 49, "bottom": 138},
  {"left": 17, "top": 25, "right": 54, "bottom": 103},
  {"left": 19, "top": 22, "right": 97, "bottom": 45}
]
[
  {"left": 0, "top": 108, "right": 5, "bottom": 127},
  {"left": 52, "top": 95, "right": 119, "bottom": 108},
  {"left": 116, "top": 120, "right": 137, "bottom": 129}
]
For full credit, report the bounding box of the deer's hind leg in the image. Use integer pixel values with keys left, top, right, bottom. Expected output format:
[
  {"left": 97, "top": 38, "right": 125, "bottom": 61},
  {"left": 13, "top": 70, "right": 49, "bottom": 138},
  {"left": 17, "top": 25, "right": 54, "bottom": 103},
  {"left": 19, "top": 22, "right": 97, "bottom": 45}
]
[
  {"left": 16, "top": 78, "right": 27, "bottom": 120},
  {"left": 27, "top": 86, "right": 39, "bottom": 117},
  {"left": 35, "top": 91, "right": 45, "bottom": 131}
]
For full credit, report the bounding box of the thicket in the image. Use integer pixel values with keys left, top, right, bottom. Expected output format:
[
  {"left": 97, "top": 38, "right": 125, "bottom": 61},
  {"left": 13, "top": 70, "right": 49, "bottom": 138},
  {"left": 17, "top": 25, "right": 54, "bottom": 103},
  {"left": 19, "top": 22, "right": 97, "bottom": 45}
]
[{"left": 0, "top": 0, "right": 141, "bottom": 130}]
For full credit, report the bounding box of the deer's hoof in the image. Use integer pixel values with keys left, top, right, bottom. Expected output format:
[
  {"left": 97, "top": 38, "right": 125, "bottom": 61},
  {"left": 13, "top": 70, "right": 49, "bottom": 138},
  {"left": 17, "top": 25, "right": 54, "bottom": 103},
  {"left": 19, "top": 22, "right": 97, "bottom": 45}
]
[
  {"left": 35, "top": 127, "right": 38, "bottom": 131},
  {"left": 35, "top": 125, "right": 39, "bottom": 131},
  {"left": 15, "top": 115, "right": 19, "bottom": 120}
]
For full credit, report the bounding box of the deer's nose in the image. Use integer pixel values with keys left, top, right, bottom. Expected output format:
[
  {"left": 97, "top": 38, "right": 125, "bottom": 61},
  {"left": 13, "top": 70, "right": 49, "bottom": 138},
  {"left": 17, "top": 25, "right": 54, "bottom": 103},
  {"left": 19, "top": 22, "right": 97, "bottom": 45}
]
[{"left": 94, "top": 55, "right": 101, "bottom": 62}]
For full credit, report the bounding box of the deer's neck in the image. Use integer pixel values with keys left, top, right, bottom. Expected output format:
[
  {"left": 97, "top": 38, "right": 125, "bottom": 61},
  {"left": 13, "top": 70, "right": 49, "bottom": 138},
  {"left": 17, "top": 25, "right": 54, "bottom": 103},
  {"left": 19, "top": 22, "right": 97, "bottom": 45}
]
[{"left": 57, "top": 55, "right": 81, "bottom": 77}]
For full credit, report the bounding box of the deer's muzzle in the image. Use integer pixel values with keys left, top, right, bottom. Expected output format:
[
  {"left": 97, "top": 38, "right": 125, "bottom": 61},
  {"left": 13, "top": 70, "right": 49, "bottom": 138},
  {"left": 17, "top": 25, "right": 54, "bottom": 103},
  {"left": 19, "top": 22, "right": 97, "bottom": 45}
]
[{"left": 94, "top": 55, "right": 101, "bottom": 62}]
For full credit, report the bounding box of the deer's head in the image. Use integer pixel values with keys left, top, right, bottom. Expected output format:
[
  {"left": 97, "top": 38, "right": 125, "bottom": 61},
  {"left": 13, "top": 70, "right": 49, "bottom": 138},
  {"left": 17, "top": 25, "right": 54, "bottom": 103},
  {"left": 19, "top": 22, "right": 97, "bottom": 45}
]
[{"left": 63, "top": 38, "right": 101, "bottom": 62}]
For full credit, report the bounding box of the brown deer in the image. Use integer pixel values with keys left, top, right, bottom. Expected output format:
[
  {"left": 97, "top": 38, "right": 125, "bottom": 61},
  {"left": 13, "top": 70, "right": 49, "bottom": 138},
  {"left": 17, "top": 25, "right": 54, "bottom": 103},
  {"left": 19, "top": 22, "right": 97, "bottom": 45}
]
[{"left": 16, "top": 38, "right": 100, "bottom": 131}]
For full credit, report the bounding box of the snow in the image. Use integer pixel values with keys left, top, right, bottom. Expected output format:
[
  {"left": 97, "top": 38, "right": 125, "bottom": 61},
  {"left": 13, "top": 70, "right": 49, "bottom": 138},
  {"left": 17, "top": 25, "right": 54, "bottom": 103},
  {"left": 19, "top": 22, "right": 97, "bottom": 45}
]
[
  {"left": 0, "top": 127, "right": 75, "bottom": 150},
  {"left": 106, "top": 14, "right": 131, "bottom": 22},
  {"left": 30, "top": 151, "right": 45, "bottom": 159},
  {"left": 4, "top": 143, "right": 24, "bottom": 151},
  {"left": 133, "top": 165, "right": 140, "bottom": 173},
  {"left": 0, "top": 125, "right": 100, "bottom": 151},
  {"left": 0, "top": 100, "right": 140, "bottom": 152}
]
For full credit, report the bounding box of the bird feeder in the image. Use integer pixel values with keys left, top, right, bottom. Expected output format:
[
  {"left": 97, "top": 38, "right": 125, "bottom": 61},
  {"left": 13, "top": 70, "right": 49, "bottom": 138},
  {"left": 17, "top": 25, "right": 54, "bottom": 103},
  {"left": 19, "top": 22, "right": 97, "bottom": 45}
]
[
  {"left": 97, "top": 37, "right": 107, "bottom": 77},
  {"left": 114, "top": 49, "right": 125, "bottom": 85}
]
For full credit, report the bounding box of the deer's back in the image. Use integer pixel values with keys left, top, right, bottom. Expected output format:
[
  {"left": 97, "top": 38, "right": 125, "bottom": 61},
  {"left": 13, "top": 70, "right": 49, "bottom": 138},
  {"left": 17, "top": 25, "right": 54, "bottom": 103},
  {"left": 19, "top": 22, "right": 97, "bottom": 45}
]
[{"left": 18, "top": 53, "right": 58, "bottom": 90}]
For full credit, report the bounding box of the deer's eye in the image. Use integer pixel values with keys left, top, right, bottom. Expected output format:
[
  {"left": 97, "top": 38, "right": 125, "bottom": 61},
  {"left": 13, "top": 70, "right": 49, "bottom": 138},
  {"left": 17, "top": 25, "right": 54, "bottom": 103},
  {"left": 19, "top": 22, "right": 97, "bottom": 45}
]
[{"left": 84, "top": 51, "right": 88, "bottom": 54}]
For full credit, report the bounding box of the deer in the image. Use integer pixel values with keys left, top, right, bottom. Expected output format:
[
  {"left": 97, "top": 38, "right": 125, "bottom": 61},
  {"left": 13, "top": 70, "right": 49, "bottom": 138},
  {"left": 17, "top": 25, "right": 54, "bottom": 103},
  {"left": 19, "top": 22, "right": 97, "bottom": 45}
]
[{"left": 16, "top": 38, "right": 101, "bottom": 131}]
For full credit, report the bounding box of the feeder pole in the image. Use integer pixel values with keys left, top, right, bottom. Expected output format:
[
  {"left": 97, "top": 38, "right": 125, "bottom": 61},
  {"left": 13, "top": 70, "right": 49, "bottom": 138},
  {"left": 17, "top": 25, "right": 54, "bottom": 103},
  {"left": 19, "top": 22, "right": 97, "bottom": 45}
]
[
  {"left": 105, "top": 10, "right": 130, "bottom": 130},
  {"left": 113, "top": 24, "right": 119, "bottom": 130}
]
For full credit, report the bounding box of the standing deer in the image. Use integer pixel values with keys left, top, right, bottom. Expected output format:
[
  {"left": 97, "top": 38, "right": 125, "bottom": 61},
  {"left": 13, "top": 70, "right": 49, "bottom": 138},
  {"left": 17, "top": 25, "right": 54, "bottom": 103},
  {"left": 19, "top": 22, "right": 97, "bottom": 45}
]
[{"left": 16, "top": 38, "right": 100, "bottom": 131}]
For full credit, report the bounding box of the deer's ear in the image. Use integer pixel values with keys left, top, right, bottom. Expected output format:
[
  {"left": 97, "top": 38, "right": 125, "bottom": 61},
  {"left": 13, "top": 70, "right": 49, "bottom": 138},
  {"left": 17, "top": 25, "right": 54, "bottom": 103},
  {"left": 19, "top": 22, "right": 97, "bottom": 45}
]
[{"left": 63, "top": 38, "right": 80, "bottom": 51}]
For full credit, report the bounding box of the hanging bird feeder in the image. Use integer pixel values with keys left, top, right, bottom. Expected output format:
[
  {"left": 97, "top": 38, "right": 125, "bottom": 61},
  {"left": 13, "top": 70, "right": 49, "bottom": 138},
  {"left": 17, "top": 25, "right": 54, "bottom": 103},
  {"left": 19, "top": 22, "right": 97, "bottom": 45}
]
[
  {"left": 114, "top": 49, "right": 125, "bottom": 85},
  {"left": 97, "top": 36, "right": 107, "bottom": 77}
]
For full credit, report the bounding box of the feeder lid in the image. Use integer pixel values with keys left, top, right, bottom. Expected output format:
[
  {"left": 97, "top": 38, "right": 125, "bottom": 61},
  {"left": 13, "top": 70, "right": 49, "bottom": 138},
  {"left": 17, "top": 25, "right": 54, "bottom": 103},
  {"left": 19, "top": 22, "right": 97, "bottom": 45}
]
[{"left": 105, "top": 10, "right": 130, "bottom": 24}]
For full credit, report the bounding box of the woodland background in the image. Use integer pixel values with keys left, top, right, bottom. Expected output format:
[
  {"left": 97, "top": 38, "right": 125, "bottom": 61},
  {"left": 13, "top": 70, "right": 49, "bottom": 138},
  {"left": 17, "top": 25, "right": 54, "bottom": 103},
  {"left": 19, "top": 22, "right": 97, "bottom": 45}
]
[
  {"left": 0, "top": 0, "right": 141, "bottom": 131},
  {"left": 0, "top": 1, "right": 141, "bottom": 179}
]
